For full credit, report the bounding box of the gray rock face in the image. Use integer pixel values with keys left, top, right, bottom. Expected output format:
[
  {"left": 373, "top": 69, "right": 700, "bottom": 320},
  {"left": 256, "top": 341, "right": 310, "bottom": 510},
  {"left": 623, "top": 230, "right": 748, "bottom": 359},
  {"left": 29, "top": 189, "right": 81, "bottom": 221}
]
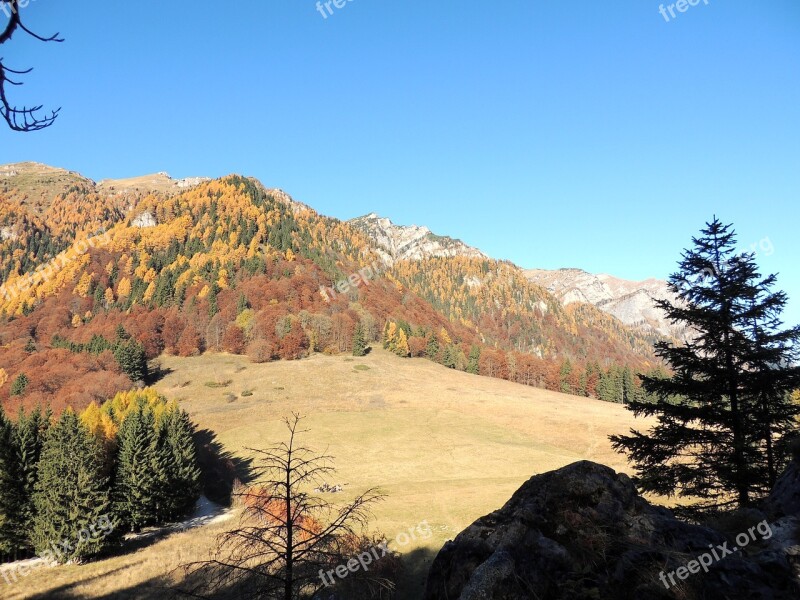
[
  {"left": 424, "top": 461, "right": 800, "bottom": 600},
  {"left": 765, "top": 460, "right": 800, "bottom": 519},
  {"left": 131, "top": 211, "right": 157, "bottom": 228},
  {"left": 524, "top": 268, "right": 689, "bottom": 341},
  {"left": 350, "top": 213, "right": 486, "bottom": 263}
]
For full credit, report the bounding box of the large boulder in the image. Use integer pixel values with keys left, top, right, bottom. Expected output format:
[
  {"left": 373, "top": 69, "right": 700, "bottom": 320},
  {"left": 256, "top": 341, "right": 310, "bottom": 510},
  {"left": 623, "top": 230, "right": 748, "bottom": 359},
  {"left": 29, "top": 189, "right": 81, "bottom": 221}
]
[
  {"left": 424, "top": 461, "right": 800, "bottom": 600},
  {"left": 765, "top": 459, "right": 800, "bottom": 519}
]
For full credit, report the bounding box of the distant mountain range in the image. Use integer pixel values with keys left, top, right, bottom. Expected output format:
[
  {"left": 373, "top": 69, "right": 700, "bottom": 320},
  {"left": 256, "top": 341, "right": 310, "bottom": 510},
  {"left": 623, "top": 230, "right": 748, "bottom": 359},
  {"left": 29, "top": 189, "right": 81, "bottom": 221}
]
[
  {"left": 525, "top": 268, "right": 687, "bottom": 340},
  {"left": 349, "top": 208, "right": 683, "bottom": 342},
  {"left": 0, "top": 161, "right": 672, "bottom": 409}
]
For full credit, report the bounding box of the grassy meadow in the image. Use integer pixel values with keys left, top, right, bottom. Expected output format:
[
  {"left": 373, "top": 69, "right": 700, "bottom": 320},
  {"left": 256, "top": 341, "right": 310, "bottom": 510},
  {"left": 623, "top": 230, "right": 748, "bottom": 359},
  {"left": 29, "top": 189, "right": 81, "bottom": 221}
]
[{"left": 6, "top": 348, "right": 653, "bottom": 599}]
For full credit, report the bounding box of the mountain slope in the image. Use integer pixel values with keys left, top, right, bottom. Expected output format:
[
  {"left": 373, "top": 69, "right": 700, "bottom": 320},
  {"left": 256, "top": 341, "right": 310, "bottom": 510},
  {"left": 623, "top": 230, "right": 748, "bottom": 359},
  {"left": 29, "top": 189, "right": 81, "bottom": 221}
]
[
  {"left": 525, "top": 268, "right": 687, "bottom": 340},
  {"left": 1, "top": 166, "right": 662, "bottom": 412}
]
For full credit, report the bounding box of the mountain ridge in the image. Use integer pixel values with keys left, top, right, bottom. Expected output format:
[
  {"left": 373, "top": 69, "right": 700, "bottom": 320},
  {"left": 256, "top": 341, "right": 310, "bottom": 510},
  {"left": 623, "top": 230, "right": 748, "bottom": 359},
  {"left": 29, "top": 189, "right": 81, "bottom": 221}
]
[
  {"left": 1, "top": 164, "right": 665, "bottom": 412},
  {"left": 525, "top": 267, "right": 686, "bottom": 340}
]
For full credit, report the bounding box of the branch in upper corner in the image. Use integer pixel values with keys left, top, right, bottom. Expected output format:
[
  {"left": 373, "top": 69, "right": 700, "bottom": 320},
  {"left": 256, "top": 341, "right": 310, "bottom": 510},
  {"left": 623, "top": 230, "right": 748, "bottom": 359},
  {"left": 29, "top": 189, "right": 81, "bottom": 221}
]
[{"left": 0, "top": 0, "right": 63, "bottom": 132}]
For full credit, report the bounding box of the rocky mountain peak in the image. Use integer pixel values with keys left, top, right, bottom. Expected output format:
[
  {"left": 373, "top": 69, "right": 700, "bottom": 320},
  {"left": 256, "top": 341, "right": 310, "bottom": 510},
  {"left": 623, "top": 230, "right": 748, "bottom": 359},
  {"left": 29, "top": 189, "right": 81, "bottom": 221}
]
[
  {"left": 525, "top": 267, "right": 687, "bottom": 340},
  {"left": 350, "top": 212, "right": 486, "bottom": 262}
]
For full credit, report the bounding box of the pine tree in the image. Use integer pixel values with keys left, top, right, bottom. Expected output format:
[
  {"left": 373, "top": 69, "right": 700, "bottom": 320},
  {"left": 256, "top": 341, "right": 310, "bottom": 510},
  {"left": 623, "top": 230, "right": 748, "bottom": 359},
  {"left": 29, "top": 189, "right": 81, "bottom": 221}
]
[
  {"left": 426, "top": 332, "right": 440, "bottom": 361},
  {"left": 151, "top": 414, "right": 174, "bottom": 523},
  {"left": 467, "top": 345, "right": 481, "bottom": 374},
  {"left": 559, "top": 359, "right": 573, "bottom": 394},
  {"left": 596, "top": 367, "right": 622, "bottom": 403},
  {"left": 15, "top": 406, "right": 47, "bottom": 552},
  {"left": 31, "top": 409, "right": 111, "bottom": 562},
  {"left": 351, "top": 323, "right": 368, "bottom": 357},
  {"left": 161, "top": 409, "right": 201, "bottom": 521},
  {"left": 442, "top": 344, "right": 458, "bottom": 369},
  {"left": 10, "top": 373, "right": 28, "bottom": 396},
  {"left": 113, "top": 402, "right": 159, "bottom": 531},
  {"left": 112, "top": 339, "right": 148, "bottom": 382},
  {"left": 236, "top": 293, "right": 249, "bottom": 315},
  {"left": 621, "top": 366, "right": 639, "bottom": 405},
  {"left": 611, "top": 219, "right": 800, "bottom": 512},
  {"left": 0, "top": 407, "right": 23, "bottom": 558}
]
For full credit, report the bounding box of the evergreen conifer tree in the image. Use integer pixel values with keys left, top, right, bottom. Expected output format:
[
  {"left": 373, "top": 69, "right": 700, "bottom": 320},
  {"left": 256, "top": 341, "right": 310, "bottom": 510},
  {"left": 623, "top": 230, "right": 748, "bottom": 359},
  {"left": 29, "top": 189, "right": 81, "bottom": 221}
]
[
  {"left": 163, "top": 409, "right": 201, "bottom": 520},
  {"left": 467, "top": 345, "right": 481, "bottom": 374},
  {"left": 113, "top": 402, "right": 159, "bottom": 531},
  {"left": 426, "top": 332, "right": 440, "bottom": 361},
  {"left": 351, "top": 323, "right": 368, "bottom": 357},
  {"left": 31, "top": 409, "right": 111, "bottom": 562},
  {"left": 14, "top": 406, "right": 47, "bottom": 552},
  {"left": 612, "top": 219, "right": 800, "bottom": 511},
  {"left": 0, "top": 407, "right": 22, "bottom": 558}
]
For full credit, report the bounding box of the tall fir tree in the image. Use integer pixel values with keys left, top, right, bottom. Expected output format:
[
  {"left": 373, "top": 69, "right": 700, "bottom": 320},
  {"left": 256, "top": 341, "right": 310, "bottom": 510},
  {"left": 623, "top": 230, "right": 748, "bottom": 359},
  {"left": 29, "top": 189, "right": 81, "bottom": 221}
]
[
  {"left": 611, "top": 219, "right": 800, "bottom": 512},
  {"left": 0, "top": 407, "right": 22, "bottom": 559},
  {"left": 442, "top": 344, "right": 458, "bottom": 369},
  {"left": 426, "top": 332, "right": 440, "bottom": 361},
  {"left": 163, "top": 409, "right": 201, "bottom": 520},
  {"left": 113, "top": 402, "right": 159, "bottom": 531},
  {"left": 467, "top": 345, "right": 481, "bottom": 374},
  {"left": 31, "top": 409, "right": 111, "bottom": 562},
  {"left": 14, "top": 406, "right": 48, "bottom": 553},
  {"left": 351, "top": 323, "right": 368, "bottom": 357},
  {"left": 559, "top": 359, "right": 573, "bottom": 394}
]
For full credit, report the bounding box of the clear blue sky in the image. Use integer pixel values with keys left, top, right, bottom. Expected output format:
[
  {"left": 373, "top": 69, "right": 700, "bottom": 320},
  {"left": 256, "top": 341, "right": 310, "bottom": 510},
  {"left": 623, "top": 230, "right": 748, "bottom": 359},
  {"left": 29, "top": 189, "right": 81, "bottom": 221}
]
[{"left": 2, "top": 0, "right": 799, "bottom": 323}]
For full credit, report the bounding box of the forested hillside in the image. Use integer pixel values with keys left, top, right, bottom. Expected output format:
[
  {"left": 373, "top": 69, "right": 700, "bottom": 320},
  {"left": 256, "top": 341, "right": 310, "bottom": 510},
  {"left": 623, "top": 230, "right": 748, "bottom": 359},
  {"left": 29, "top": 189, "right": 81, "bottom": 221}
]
[{"left": 0, "top": 168, "right": 663, "bottom": 413}]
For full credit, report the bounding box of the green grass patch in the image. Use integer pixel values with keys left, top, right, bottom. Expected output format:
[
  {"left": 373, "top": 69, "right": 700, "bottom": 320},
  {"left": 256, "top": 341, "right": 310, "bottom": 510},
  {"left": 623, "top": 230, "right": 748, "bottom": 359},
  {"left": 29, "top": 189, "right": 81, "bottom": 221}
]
[{"left": 204, "top": 379, "right": 233, "bottom": 388}]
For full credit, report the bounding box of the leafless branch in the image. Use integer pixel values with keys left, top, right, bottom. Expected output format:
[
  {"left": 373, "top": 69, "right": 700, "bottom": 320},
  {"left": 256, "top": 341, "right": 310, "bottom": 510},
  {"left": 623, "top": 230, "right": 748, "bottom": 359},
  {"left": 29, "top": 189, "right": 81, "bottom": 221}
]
[{"left": 0, "top": 0, "right": 62, "bottom": 131}]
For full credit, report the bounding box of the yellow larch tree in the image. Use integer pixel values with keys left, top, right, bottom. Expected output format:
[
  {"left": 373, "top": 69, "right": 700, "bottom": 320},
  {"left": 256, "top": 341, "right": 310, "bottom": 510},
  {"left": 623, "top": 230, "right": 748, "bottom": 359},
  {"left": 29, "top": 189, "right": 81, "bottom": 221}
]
[
  {"left": 117, "top": 277, "right": 132, "bottom": 299},
  {"left": 73, "top": 271, "right": 93, "bottom": 297}
]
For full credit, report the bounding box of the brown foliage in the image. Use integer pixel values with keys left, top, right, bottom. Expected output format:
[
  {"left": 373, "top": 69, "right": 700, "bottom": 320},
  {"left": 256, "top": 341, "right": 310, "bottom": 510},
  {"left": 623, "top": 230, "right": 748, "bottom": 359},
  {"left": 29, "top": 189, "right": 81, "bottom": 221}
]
[
  {"left": 221, "top": 324, "right": 245, "bottom": 354},
  {"left": 277, "top": 321, "right": 309, "bottom": 360},
  {"left": 176, "top": 324, "right": 203, "bottom": 357},
  {"left": 408, "top": 335, "right": 427, "bottom": 357},
  {"left": 247, "top": 339, "right": 275, "bottom": 363}
]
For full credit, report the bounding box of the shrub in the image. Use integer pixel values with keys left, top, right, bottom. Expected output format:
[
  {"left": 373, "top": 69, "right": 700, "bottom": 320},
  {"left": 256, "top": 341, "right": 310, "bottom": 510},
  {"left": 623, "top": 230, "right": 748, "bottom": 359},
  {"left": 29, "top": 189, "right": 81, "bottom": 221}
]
[{"left": 247, "top": 339, "right": 275, "bottom": 363}]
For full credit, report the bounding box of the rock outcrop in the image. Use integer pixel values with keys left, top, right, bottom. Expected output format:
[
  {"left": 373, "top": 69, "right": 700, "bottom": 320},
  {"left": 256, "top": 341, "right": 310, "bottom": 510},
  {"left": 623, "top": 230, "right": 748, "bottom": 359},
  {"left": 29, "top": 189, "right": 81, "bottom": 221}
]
[
  {"left": 424, "top": 461, "right": 800, "bottom": 600},
  {"left": 350, "top": 213, "right": 486, "bottom": 263},
  {"left": 765, "top": 459, "right": 800, "bottom": 519},
  {"left": 524, "top": 268, "right": 689, "bottom": 341}
]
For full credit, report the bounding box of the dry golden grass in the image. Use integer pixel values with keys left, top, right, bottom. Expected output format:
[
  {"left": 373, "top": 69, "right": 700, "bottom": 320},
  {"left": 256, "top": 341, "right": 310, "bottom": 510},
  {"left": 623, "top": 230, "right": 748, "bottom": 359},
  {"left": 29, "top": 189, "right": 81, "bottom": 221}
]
[
  {"left": 97, "top": 173, "right": 204, "bottom": 196},
  {"left": 8, "top": 348, "right": 654, "bottom": 599}
]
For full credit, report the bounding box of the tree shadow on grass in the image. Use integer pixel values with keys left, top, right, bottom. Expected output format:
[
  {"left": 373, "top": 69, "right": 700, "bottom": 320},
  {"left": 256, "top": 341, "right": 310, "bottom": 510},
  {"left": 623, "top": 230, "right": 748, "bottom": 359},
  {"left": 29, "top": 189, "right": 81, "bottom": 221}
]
[
  {"left": 396, "top": 545, "right": 440, "bottom": 600},
  {"left": 193, "top": 428, "right": 255, "bottom": 506},
  {"left": 19, "top": 545, "right": 442, "bottom": 600}
]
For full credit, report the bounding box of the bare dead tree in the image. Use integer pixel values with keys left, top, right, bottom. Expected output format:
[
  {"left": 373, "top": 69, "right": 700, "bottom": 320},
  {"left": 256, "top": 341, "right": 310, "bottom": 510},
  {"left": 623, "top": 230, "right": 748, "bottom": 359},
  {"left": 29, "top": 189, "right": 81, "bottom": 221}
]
[
  {"left": 180, "top": 414, "right": 388, "bottom": 600},
  {"left": 0, "top": 0, "right": 62, "bottom": 131}
]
